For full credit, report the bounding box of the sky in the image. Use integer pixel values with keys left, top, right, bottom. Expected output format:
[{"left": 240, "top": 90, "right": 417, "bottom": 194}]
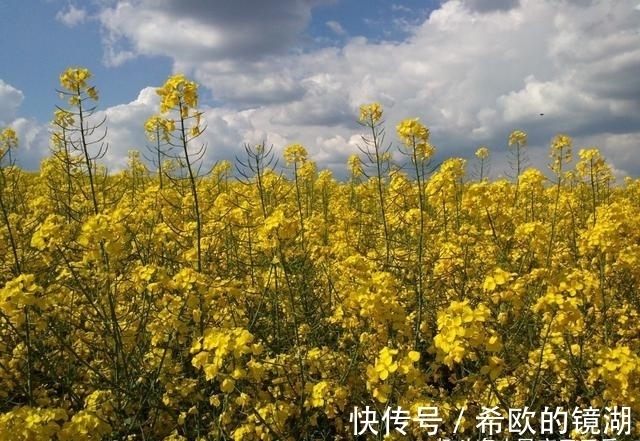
[{"left": 1, "top": 0, "right": 639, "bottom": 179}]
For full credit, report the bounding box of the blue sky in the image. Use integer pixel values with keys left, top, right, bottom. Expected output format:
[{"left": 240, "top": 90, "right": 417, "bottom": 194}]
[{"left": 1, "top": 0, "right": 639, "bottom": 177}]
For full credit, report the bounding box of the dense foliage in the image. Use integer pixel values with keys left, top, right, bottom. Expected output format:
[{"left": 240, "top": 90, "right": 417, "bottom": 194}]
[{"left": 0, "top": 68, "right": 638, "bottom": 440}]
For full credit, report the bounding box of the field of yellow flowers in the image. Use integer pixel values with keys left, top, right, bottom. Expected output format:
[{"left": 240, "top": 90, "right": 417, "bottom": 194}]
[{"left": 0, "top": 68, "right": 639, "bottom": 440}]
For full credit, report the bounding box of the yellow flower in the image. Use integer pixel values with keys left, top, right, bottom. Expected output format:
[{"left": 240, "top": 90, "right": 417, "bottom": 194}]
[
  {"left": 485, "top": 335, "right": 503, "bottom": 352},
  {"left": 86, "top": 86, "right": 98, "bottom": 100},
  {"left": 157, "top": 73, "right": 199, "bottom": 114},
  {"left": 551, "top": 134, "right": 572, "bottom": 151},
  {"left": 359, "top": 102, "right": 383, "bottom": 124},
  {"left": 220, "top": 378, "right": 235, "bottom": 393},
  {"left": 347, "top": 154, "right": 363, "bottom": 177},
  {"left": 508, "top": 130, "right": 527, "bottom": 147},
  {"left": 283, "top": 143, "right": 308, "bottom": 165},
  {"left": 480, "top": 356, "right": 504, "bottom": 380},
  {"left": 52, "top": 109, "right": 75, "bottom": 129},
  {"left": 310, "top": 381, "right": 329, "bottom": 407},
  {"left": 475, "top": 146, "right": 489, "bottom": 160},
  {"left": 0, "top": 127, "right": 18, "bottom": 157},
  {"left": 549, "top": 133, "right": 573, "bottom": 173},
  {"left": 373, "top": 383, "right": 392, "bottom": 403},
  {"left": 144, "top": 115, "right": 163, "bottom": 141},
  {"left": 397, "top": 118, "right": 430, "bottom": 145},
  {"left": 375, "top": 347, "right": 399, "bottom": 380},
  {"left": 483, "top": 267, "right": 513, "bottom": 292},
  {"left": 59, "top": 67, "right": 91, "bottom": 92}
]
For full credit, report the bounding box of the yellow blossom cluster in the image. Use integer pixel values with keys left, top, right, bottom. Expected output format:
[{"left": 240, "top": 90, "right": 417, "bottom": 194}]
[
  {"left": 58, "top": 67, "right": 98, "bottom": 106},
  {"left": 156, "top": 73, "right": 199, "bottom": 116},
  {"left": 359, "top": 102, "right": 383, "bottom": 124}
]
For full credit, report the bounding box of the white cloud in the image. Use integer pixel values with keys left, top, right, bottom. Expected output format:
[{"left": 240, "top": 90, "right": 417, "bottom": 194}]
[
  {"left": 11, "top": 117, "right": 50, "bottom": 170},
  {"left": 0, "top": 80, "right": 24, "bottom": 125},
  {"left": 55, "top": 4, "right": 87, "bottom": 27},
  {"left": 0, "top": 82, "right": 48, "bottom": 170},
  {"left": 193, "top": 61, "right": 307, "bottom": 106},
  {"left": 98, "top": 0, "right": 334, "bottom": 66},
  {"left": 326, "top": 20, "right": 346, "bottom": 36},
  {"left": 93, "top": 88, "right": 161, "bottom": 170}
]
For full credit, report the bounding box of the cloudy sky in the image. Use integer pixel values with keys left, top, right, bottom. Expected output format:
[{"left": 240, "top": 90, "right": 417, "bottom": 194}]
[{"left": 1, "top": 0, "right": 639, "bottom": 178}]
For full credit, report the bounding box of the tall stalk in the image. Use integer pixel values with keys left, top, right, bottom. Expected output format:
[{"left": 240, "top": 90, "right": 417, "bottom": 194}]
[
  {"left": 397, "top": 118, "right": 434, "bottom": 349},
  {"left": 358, "top": 103, "right": 392, "bottom": 267},
  {"left": 151, "top": 74, "right": 207, "bottom": 333}
]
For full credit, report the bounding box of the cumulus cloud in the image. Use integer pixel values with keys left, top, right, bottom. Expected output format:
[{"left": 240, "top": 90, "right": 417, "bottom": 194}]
[
  {"left": 11, "top": 118, "right": 51, "bottom": 170},
  {"left": 193, "top": 60, "right": 307, "bottom": 106},
  {"left": 83, "top": 0, "right": 640, "bottom": 177},
  {"left": 55, "top": 4, "right": 88, "bottom": 27},
  {"left": 0, "top": 81, "right": 49, "bottom": 170},
  {"left": 98, "top": 0, "right": 335, "bottom": 66},
  {"left": 0, "top": 80, "right": 24, "bottom": 125},
  {"left": 92, "top": 87, "right": 161, "bottom": 170}
]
